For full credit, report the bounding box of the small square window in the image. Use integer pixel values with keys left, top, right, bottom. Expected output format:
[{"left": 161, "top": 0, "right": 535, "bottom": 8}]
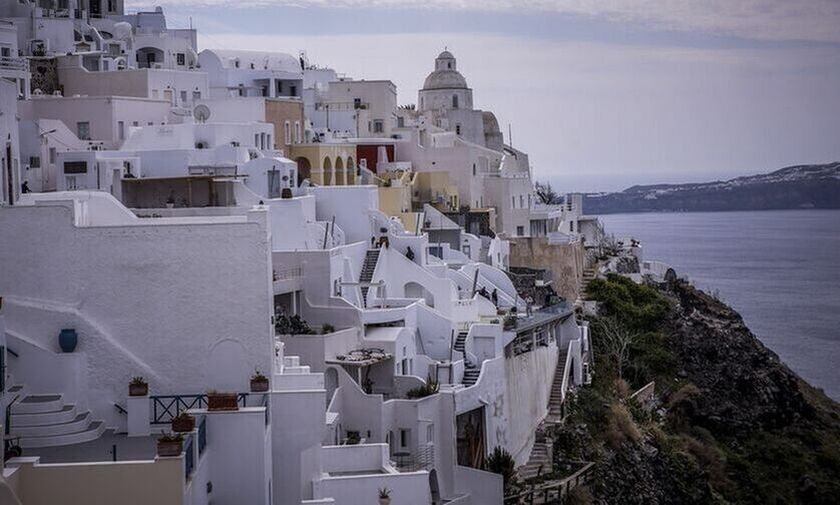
[{"left": 176, "top": 53, "right": 185, "bottom": 66}]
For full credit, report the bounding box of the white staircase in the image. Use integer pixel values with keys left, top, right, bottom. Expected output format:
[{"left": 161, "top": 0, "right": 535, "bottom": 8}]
[{"left": 9, "top": 391, "right": 105, "bottom": 448}]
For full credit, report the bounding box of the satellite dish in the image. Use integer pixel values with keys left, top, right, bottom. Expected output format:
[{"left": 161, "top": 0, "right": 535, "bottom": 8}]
[{"left": 194, "top": 104, "right": 211, "bottom": 123}]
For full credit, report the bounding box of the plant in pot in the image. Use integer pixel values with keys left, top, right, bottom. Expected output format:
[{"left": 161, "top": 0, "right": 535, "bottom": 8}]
[
  {"left": 129, "top": 376, "right": 149, "bottom": 397},
  {"left": 378, "top": 487, "right": 392, "bottom": 505},
  {"left": 250, "top": 369, "right": 269, "bottom": 392},
  {"left": 156, "top": 432, "right": 184, "bottom": 457},
  {"left": 321, "top": 323, "right": 335, "bottom": 335},
  {"left": 58, "top": 328, "right": 78, "bottom": 353},
  {"left": 171, "top": 411, "right": 196, "bottom": 433},
  {"left": 206, "top": 391, "right": 239, "bottom": 411}
]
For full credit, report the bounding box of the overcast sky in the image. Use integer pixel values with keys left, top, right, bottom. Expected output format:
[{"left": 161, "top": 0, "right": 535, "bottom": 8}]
[{"left": 129, "top": 1, "right": 840, "bottom": 192}]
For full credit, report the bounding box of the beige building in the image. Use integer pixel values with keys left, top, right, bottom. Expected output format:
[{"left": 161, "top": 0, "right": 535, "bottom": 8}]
[
  {"left": 266, "top": 98, "right": 305, "bottom": 154},
  {"left": 289, "top": 143, "right": 357, "bottom": 186}
]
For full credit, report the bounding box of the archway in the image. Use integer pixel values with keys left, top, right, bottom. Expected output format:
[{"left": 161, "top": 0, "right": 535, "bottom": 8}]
[
  {"left": 136, "top": 47, "right": 164, "bottom": 68},
  {"left": 405, "top": 282, "right": 435, "bottom": 308},
  {"left": 334, "top": 156, "right": 345, "bottom": 185},
  {"left": 346, "top": 157, "right": 356, "bottom": 184},
  {"left": 295, "top": 156, "right": 311, "bottom": 186},
  {"left": 322, "top": 157, "right": 333, "bottom": 185}
]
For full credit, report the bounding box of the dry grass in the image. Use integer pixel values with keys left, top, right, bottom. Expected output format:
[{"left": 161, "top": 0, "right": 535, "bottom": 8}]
[{"left": 606, "top": 402, "right": 642, "bottom": 448}]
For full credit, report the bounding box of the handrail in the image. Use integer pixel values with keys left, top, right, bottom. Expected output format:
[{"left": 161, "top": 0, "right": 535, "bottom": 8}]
[
  {"left": 6, "top": 347, "right": 18, "bottom": 358},
  {"left": 114, "top": 403, "right": 127, "bottom": 415}
]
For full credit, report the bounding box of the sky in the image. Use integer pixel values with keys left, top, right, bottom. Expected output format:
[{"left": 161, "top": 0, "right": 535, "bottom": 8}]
[{"left": 128, "top": 1, "right": 840, "bottom": 192}]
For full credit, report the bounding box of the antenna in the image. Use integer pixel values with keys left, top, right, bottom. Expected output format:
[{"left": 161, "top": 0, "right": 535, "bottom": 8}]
[
  {"left": 508, "top": 123, "right": 513, "bottom": 148},
  {"left": 193, "top": 104, "right": 211, "bottom": 123}
]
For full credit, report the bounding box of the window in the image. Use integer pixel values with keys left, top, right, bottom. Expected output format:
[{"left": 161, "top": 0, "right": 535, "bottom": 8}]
[
  {"left": 176, "top": 53, "right": 185, "bottom": 66},
  {"left": 0, "top": 47, "right": 9, "bottom": 58},
  {"left": 64, "top": 161, "right": 87, "bottom": 174},
  {"left": 397, "top": 116, "right": 404, "bottom": 128},
  {"left": 29, "top": 156, "right": 40, "bottom": 168},
  {"left": 192, "top": 90, "right": 201, "bottom": 101},
  {"left": 427, "top": 424, "right": 434, "bottom": 444},
  {"left": 267, "top": 169, "right": 282, "bottom": 198},
  {"left": 117, "top": 121, "right": 124, "bottom": 141},
  {"left": 373, "top": 120, "right": 384, "bottom": 133},
  {"left": 76, "top": 122, "right": 90, "bottom": 140},
  {"left": 132, "top": 121, "right": 139, "bottom": 127},
  {"left": 276, "top": 81, "right": 282, "bottom": 95},
  {"left": 520, "top": 195, "right": 524, "bottom": 208},
  {"left": 294, "top": 121, "right": 301, "bottom": 143},
  {"left": 400, "top": 429, "right": 410, "bottom": 448},
  {"left": 570, "top": 221, "right": 575, "bottom": 233},
  {"left": 353, "top": 98, "right": 362, "bottom": 109},
  {"left": 452, "top": 95, "right": 459, "bottom": 108},
  {"left": 49, "top": 148, "right": 56, "bottom": 164},
  {"left": 65, "top": 176, "right": 77, "bottom": 190},
  {"left": 517, "top": 226, "right": 525, "bottom": 236},
  {"left": 472, "top": 163, "right": 476, "bottom": 176},
  {"left": 290, "top": 85, "right": 296, "bottom": 96},
  {"left": 238, "top": 84, "right": 245, "bottom": 97},
  {"left": 180, "top": 90, "right": 187, "bottom": 103},
  {"left": 512, "top": 196, "right": 516, "bottom": 208},
  {"left": 284, "top": 121, "right": 291, "bottom": 145}
]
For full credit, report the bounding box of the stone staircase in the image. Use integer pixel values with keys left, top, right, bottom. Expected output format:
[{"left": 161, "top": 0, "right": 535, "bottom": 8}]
[
  {"left": 8, "top": 388, "right": 105, "bottom": 449},
  {"left": 547, "top": 347, "right": 569, "bottom": 421},
  {"left": 579, "top": 266, "right": 598, "bottom": 301},
  {"left": 359, "top": 249, "right": 380, "bottom": 307},
  {"left": 454, "top": 330, "right": 481, "bottom": 387},
  {"left": 518, "top": 429, "right": 551, "bottom": 481}
]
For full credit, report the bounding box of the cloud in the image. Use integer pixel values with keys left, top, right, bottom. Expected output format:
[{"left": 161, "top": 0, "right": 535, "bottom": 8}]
[{"left": 128, "top": 0, "right": 840, "bottom": 43}]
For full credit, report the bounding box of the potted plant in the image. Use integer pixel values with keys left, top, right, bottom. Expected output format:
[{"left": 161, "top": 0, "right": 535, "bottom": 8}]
[
  {"left": 156, "top": 432, "right": 184, "bottom": 457},
  {"left": 171, "top": 411, "right": 196, "bottom": 433},
  {"left": 207, "top": 391, "right": 239, "bottom": 411},
  {"left": 321, "top": 323, "right": 335, "bottom": 334},
  {"left": 250, "top": 369, "right": 269, "bottom": 392},
  {"left": 165, "top": 195, "right": 175, "bottom": 209},
  {"left": 129, "top": 376, "right": 149, "bottom": 396},
  {"left": 378, "top": 487, "right": 391, "bottom": 505}
]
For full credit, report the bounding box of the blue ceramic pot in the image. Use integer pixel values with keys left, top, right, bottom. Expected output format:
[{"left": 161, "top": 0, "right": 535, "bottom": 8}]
[{"left": 58, "top": 328, "right": 78, "bottom": 353}]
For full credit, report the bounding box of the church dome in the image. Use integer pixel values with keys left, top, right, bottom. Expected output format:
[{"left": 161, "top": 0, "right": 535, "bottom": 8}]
[{"left": 422, "top": 50, "right": 468, "bottom": 90}]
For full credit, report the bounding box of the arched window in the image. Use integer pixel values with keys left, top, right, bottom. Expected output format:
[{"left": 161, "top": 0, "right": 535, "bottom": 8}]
[
  {"left": 452, "top": 95, "right": 459, "bottom": 109},
  {"left": 284, "top": 121, "right": 291, "bottom": 145},
  {"left": 294, "top": 121, "right": 301, "bottom": 143}
]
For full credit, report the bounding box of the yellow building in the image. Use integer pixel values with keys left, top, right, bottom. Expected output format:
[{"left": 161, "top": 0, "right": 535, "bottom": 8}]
[{"left": 289, "top": 143, "right": 357, "bottom": 186}]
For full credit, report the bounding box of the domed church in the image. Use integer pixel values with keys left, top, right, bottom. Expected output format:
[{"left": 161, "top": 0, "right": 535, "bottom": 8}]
[{"left": 417, "top": 50, "right": 503, "bottom": 151}]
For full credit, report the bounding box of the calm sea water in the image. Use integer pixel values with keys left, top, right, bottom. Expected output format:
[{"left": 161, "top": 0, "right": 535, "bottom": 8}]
[{"left": 599, "top": 210, "right": 840, "bottom": 401}]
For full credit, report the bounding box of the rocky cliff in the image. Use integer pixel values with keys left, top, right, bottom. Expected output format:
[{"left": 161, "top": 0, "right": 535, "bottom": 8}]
[{"left": 552, "top": 275, "right": 840, "bottom": 505}]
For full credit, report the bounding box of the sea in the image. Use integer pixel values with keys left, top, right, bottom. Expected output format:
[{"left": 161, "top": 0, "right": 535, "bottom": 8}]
[{"left": 598, "top": 209, "right": 840, "bottom": 401}]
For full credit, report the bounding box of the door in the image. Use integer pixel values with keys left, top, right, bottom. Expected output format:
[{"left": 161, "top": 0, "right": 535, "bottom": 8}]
[{"left": 4, "top": 143, "right": 13, "bottom": 206}]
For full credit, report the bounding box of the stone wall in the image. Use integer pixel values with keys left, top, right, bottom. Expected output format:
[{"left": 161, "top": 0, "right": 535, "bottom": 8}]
[{"left": 507, "top": 238, "right": 585, "bottom": 302}]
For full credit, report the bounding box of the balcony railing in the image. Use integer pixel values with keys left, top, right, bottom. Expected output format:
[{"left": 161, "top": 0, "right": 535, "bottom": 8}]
[
  {"left": 0, "top": 56, "right": 28, "bottom": 72},
  {"left": 393, "top": 443, "right": 435, "bottom": 472},
  {"left": 150, "top": 393, "right": 255, "bottom": 424},
  {"left": 184, "top": 435, "right": 194, "bottom": 482}
]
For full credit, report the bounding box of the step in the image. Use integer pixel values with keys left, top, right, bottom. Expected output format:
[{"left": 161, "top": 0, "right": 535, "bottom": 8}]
[
  {"left": 12, "top": 412, "right": 91, "bottom": 437},
  {"left": 19, "top": 421, "right": 105, "bottom": 449},
  {"left": 283, "top": 365, "right": 311, "bottom": 374},
  {"left": 11, "top": 394, "right": 64, "bottom": 415},
  {"left": 11, "top": 405, "right": 78, "bottom": 427},
  {"left": 283, "top": 356, "right": 300, "bottom": 367}
]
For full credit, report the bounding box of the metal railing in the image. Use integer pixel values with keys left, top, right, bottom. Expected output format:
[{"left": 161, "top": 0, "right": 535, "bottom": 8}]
[
  {"left": 150, "top": 393, "right": 251, "bottom": 424},
  {"left": 393, "top": 443, "right": 435, "bottom": 472},
  {"left": 0, "top": 56, "right": 29, "bottom": 72}
]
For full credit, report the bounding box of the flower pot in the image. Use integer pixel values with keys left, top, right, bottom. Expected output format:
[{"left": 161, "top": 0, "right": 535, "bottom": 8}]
[
  {"left": 171, "top": 415, "right": 196, "bottom": 433},
  {"left": 156, "top": 440, "right": 183, "bottom": 457},
  {"left": 166, "top": 202, "right": 174, "bottom": 209},
  {"left": 207, "top": 393, "right": 238, "bottom": 411},
  {"left": 58, "top": 328, "right": 78, "bottom": 353},
  {"left": 250, "top": 378, "right": 269, "bottom": 392},
  {"left": 378, "top": 498, "right": 391, "bottom": 505},
  {"left": 129, "top": 383, "right": 148, "bottom": 397}
]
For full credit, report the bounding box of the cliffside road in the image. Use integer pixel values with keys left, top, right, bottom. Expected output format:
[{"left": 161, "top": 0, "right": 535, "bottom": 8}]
[{"left": 583, "top": 162, "right": 840, "bottom": 214}]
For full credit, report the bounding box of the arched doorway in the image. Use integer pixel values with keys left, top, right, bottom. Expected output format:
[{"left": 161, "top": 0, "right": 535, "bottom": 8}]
[
  {"left": 295, "top": 156, "right": 311, "bottom": 186},
  {"left": 405, "top": 282, "right": 435, "bottom": 308},
  {"left": 334, "top": 157, "right": 345, "bottom": 185},
  {"left": 136, "top": 47, "right": 164, "bottom": 69},
  {"left": 322, "top": 157, "right": 333, "bottom": 186}
]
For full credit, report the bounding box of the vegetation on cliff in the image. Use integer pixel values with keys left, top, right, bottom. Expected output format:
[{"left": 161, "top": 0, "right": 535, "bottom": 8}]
[{"left": 554, "top": 274, "right": 840, "bottom": 504}]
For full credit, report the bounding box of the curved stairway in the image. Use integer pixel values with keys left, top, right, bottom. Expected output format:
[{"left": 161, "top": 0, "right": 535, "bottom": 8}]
[{"left": 8, "top": 389, "right": 105, "bottom": 448}]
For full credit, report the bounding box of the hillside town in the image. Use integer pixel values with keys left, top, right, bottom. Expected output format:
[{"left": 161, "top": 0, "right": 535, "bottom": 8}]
[{"left": 0, "top": 3, "right": 668, "bottom": 504}]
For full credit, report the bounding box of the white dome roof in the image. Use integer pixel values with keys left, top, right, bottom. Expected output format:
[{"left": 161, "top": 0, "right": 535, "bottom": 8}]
[{"left": 422, "top": 51, "right": 468, "bottom": 90}]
